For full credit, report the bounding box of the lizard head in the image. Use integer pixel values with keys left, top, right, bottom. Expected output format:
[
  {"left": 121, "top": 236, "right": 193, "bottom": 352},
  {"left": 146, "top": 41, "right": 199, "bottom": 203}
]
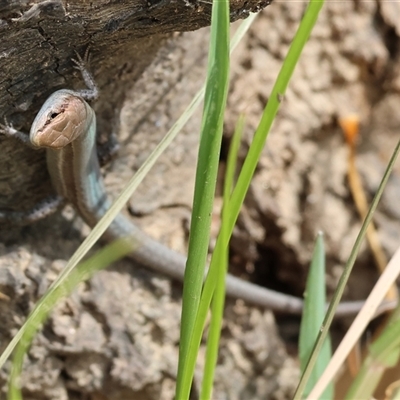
[{"left": 30, "top": 90, "right": 93, "bottom": 149}]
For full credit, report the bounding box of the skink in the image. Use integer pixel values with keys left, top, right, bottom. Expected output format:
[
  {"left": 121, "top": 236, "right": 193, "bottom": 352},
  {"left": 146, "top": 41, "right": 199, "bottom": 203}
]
[{"left": 1, "top": 61, "right": 395, "bottom": 317}]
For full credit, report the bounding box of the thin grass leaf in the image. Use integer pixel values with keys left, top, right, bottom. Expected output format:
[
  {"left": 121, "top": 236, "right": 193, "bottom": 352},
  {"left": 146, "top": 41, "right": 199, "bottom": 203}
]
[
  {"left": 200, "top": 116, "right": 245, "bottom": 399},
  {"left": 344, "top": 315, "right": 400, "bottom": 399},
  {"left": 225, "top": 115, "right": 245, "bottom": 199},
  {"left": 307, "top": 245, "right": 400, "bottom": 398},
  {"left": 299, "top": 125, "right": 400, "bottom": 400},
  {"left": 183, "top": 0, "right": 324, "bottom": 392},
  {"left": 201, "top": 0, "right": 325, "bottom": 307},
  {"left": 175, "top": 0, "right": 230, "bottom": 395},
  {"left": 200, "top": 229, "right": 228, "bottom": 400},
  {"left": 299, "top": 232, "right": 332, "bottom": 399},
  {"left": 7, "top": 238, "right": 133, "bottom": 400}
]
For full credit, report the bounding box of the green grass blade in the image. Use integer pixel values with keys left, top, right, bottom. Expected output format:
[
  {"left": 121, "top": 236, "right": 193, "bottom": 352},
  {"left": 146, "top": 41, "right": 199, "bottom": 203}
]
[
  {"left": 184, "top": 0, "right": 325, "bottom": 385},
  {"left": 175, "top": 0, "right": 230, "bottom": 395},
  {"left": 180, "top": 0, "right": 323, "bottom": 395},
  {"left": 225, "top": 115, "right": 245, "bottom": 199},
  {"left": 174, "top": 15, "right": 257, "bottom": 398},
  {"left": 298, "top": 136, "right": 400, "bottom": 400},
  {"left": 202, "top": 0, "right": 325, "bottom": 300},
  {"left": 299, "top": 232, "right": 333, "bottom": 399},
  {"left": 200, "top": 236, "right": 228, "bottom": 400},
  {"left": 7, "top": 238, "right": 133, "bottom": 400},
  {"left": 227, "top": 0, "right": 324, "bottom": 224},
  {"left": 200, "top": 116, "right": 245, "bottom": 399},
  {"left": 345, "top": 316, "right": 400, "bottom": 399}
]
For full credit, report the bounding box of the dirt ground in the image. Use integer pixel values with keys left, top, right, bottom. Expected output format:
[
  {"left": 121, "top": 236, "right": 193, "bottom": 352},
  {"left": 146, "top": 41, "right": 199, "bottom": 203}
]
[{"left": 1, "top": 0, "right": 400, "bottom": 398}]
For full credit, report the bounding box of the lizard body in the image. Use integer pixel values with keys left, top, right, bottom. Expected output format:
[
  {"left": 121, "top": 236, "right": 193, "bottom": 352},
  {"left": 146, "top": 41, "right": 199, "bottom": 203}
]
[{"left": 1, "top": 62, "right": 395, "bottom": 317}]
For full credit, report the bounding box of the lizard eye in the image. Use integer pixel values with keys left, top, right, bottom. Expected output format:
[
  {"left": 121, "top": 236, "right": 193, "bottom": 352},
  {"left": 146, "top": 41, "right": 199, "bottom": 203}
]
[{"left": 49, "top": 112, "right": 59, "bottom": 120}]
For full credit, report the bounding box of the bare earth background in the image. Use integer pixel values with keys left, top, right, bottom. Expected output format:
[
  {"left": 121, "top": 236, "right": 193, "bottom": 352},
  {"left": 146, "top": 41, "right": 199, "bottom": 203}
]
[{"left": 1, "top": 1, "right": 400, "bottom": 399}]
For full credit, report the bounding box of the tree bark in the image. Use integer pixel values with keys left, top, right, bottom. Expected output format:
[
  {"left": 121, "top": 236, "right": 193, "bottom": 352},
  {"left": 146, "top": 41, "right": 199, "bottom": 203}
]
[{"left": 0, "top": 0, "right": 272, "bottom": 211}]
